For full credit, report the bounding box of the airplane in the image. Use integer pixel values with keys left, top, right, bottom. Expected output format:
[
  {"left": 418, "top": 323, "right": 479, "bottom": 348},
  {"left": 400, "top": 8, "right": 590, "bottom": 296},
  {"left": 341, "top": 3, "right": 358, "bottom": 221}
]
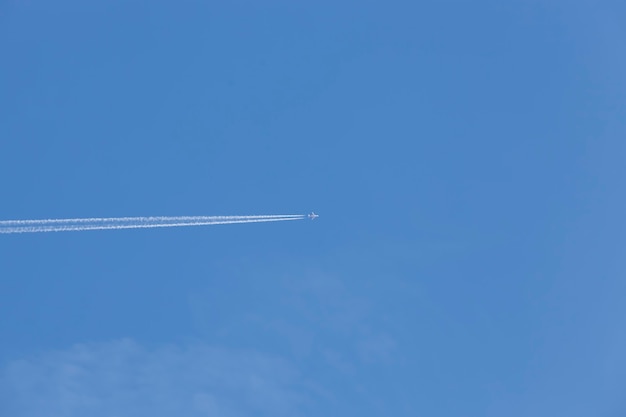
[{"left": 308, "top": 212, "right": 319, "bottom": 220}]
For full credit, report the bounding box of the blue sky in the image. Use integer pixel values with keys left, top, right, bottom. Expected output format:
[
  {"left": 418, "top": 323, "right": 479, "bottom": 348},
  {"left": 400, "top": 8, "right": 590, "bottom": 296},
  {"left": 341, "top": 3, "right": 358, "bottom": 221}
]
[{"left": 1, "top": 1, "right": 625, "bottom": 416}]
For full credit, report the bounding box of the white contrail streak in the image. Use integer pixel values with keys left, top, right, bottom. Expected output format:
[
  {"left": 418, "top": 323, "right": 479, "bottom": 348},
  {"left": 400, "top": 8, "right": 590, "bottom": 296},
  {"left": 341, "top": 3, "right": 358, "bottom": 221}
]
[
  {"left": 0, "top": 215, "right": 305, "bottom": 234},
  {"left": 0, "top": 214, "right": 303, "bottom": 226}
]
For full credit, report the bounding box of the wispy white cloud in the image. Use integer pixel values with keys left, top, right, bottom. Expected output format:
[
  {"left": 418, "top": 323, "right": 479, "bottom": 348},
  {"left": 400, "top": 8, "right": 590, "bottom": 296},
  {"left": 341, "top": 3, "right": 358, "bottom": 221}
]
[
  {"left": 189, "top": 268, "right": 399, "bottom": 374},
  {"left": 1, "top": 339, "right": 305, "bottom": 417}
]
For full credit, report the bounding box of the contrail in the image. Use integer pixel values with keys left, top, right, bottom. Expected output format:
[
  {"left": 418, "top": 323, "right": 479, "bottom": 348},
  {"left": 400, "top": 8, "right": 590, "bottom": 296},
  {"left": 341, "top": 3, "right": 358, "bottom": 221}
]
[
  {"left": 0, "top": 215, "right": 305, "bottom": 234},
  {"left": 0, "top": 214, "right": 303, "bottom": 226}
]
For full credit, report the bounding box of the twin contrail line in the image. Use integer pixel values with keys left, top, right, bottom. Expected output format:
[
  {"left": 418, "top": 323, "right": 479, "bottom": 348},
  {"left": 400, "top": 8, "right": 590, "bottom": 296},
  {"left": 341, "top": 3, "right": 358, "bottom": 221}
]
[{"left": 0, "top": 215, "right": 306, "bottom": 234}]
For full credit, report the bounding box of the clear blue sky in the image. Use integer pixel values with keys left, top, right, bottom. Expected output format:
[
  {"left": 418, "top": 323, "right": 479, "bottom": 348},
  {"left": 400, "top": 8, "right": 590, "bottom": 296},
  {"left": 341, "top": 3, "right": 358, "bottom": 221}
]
[{"left": 1, "top": 1, "right": 625, "bottom": 416}]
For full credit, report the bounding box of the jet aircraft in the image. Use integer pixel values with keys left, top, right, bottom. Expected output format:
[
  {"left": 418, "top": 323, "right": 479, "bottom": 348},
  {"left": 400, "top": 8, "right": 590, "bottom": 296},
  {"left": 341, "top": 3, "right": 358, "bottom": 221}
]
[{"left": 308, "top": 212, "right": 319, "bottom": 220}]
